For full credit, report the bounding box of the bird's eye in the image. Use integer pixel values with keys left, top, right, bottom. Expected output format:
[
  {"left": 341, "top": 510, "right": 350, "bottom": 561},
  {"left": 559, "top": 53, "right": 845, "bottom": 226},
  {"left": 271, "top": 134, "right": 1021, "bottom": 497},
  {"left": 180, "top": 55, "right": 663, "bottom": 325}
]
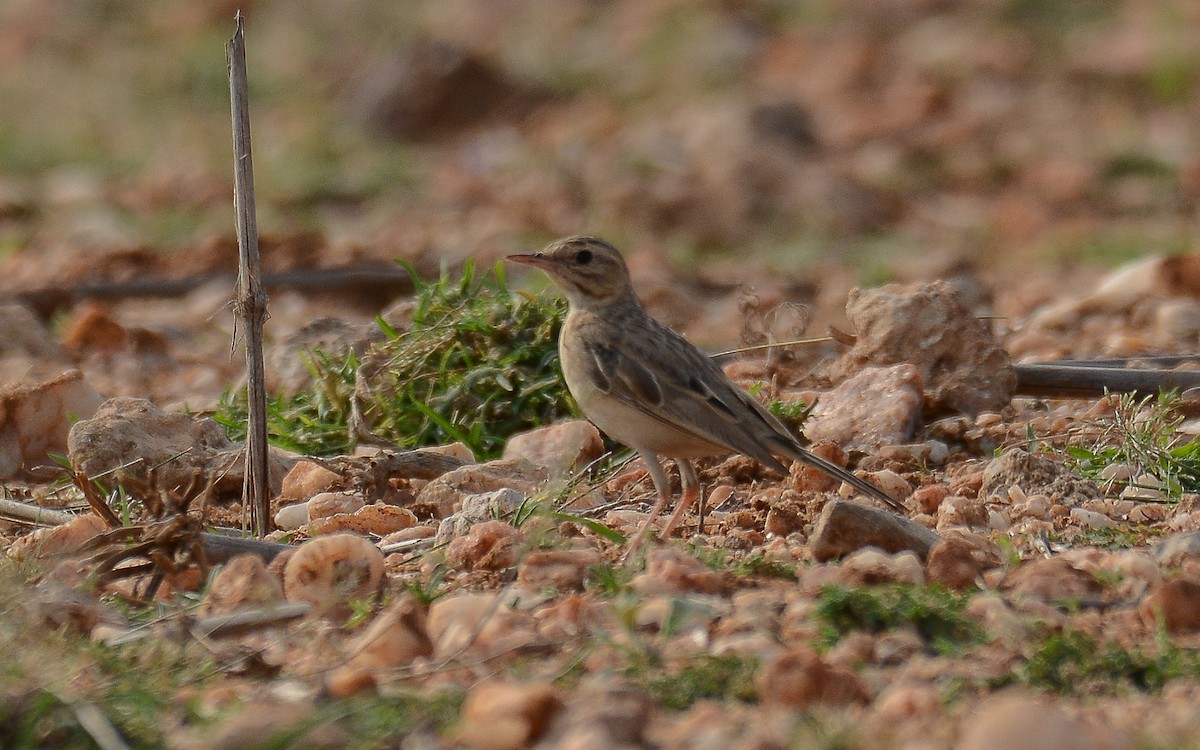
[{"left": 575, "top": 249, "right": 593, "bottom": 265}]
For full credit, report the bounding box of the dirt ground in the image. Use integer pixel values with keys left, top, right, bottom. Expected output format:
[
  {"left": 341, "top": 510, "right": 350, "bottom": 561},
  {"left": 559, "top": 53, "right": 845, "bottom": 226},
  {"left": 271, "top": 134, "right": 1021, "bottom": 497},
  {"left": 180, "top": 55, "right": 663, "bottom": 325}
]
[{"left": 4, "top": 2, "right": 1200, "bottom": 748}]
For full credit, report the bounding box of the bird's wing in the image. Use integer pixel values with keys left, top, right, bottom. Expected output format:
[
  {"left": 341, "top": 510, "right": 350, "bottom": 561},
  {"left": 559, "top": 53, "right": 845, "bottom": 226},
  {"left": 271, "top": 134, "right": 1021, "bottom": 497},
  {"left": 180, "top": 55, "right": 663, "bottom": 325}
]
[{"left": 582, "top": 331, "right": 901, "bottom": 510}]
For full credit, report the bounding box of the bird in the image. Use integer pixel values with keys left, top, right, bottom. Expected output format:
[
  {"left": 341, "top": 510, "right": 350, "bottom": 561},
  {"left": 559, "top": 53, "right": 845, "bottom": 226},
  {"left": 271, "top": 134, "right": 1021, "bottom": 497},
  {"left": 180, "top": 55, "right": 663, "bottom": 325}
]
[{"left": 507, "top": 236, "right": 903, "bottom": 554}]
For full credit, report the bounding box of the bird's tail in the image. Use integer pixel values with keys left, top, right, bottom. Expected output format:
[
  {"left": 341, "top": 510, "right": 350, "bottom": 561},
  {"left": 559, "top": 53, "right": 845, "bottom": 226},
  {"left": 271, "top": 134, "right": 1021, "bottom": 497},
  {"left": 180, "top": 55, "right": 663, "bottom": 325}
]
[{"left": 785, "top": 445, "right": 906, "bottom": 513}]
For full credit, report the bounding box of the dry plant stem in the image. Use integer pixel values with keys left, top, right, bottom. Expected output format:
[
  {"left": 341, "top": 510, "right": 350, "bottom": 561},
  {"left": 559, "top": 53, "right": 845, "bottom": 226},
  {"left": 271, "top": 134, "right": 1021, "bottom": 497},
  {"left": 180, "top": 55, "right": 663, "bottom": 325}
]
[
  {"left": 0, "top": 496, "right": 73, "bottom": 526},
  {"left": 16, "top": 265, "right": 412, "bottom": 317},
  {"left": 228, "top": 12, "right": 271, "bottom": 536},
  {"left": 72, "top": 471, "right": 122, "bottom": 528},
  {"left": 69, "top": 700, "right": 130, "bottom": 750},
  {"left": 1014, "top": 363, "right": 1200, "bottom": 398},
  {"left": 191, "top": 602, "right": 313, "bottom": 639}
]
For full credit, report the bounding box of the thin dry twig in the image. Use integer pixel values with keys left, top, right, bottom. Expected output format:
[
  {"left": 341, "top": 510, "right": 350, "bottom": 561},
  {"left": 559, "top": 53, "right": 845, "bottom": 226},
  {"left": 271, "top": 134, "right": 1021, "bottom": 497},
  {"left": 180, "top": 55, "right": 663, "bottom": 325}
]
[
  {"left": 0, "top": 496, "right": 74, "bottom": 527},
  {"left": 1014, "top": 362, "right": 1200, "bottom": 398},
  {"left": 228, "top": 12, "right": 271, "bottom": 536}
]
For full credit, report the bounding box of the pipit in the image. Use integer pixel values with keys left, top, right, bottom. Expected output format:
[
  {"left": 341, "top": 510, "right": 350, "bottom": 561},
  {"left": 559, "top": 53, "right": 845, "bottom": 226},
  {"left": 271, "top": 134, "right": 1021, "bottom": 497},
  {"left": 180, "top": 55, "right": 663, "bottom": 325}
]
[{"left": 508, "top": 236, "right": 902, "bottom": 553}]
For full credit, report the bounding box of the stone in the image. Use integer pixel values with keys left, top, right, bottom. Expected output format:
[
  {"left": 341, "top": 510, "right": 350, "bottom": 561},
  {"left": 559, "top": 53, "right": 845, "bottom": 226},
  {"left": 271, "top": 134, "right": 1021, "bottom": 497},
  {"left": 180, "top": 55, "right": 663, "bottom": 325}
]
[
  {"left": 418, "top": 459, "right": 546, "bottom": 519},
  {"left": 999, "top": 557, "right": 1103, "bottom": 603},
  {"left": 1070, "top": 507, "right": 1115, "bottom": 530},
  {"left": 517, "top": 548, "right": 602, "bottom": 592},
  {"left": 958, "top": 693, "right": 1099, "bottom": 750},
  {"left": 502, "top": 420, "right": 604, "bottom": 475},
  {"left": 197, "top": 554, "right": 286, "bottom": 617},
  {"left": 445, "top": 520, "right": 521, "bottom": 572},
  {"left": 808, "top": 499, "right": 942, "bottom": 562},
  {"left": 456, "top": 680, "right": 562, "bottom": 750},
  {"left": 7, "top": 514, "right": 107, "bottom": 562},
  {"left": 804, "top": 364, "right": 923, "bottom": 450},
  {"left": 1140, "top": 578, "right": 1200, "bottom": 633},
  {"left": 837, "top": 548, "right": 924, "bottom": 585},
  {"left": 981, "top": 448, "right": 1101, "bottom": 504},
  {"left": 427, "top": 592, "right": 541, "bottom": 660},
  {"left": 278, "top": 461, "right": 344, "bottom": 503},
  {"left": 835, "top": 281, "right": 1015, "bottom": 414},
  {"left": 0, "top": 370, "right": 103, "bottom": 479},
  {"left": 629, "top": 547, "right": 729, "bottom": 596},
  {"left": 756, "top": 647, "right": 870, "bottom": 708},
  {"left": 548, "top": 677, "right": 650, "bottom": 748},
  {"left": 326, "top": 595, "right": 432, "bottom": 695},
  {"left": 307, "top": 492, "right": 366, "bottom": 521},
  {"left": 926, "top": 537, "right": 986, "bottom": 589},
  {"left": 274, "top": 502, "right": 310, "bottom": 531},
  {"left": 282, "top": 534, "right": 384, "bottom": 615},
  {"left": 309, "top": 503, "right": 419, "bottom": 536},
  {"left": 435, "top": 488, "right": 528, "bottom": 544},
  {"left": 68, "top": 396, "right": 292, "bottom": 501},
  {"left": 1154, "top": 531, "right": 1200, "bottom": 568}
]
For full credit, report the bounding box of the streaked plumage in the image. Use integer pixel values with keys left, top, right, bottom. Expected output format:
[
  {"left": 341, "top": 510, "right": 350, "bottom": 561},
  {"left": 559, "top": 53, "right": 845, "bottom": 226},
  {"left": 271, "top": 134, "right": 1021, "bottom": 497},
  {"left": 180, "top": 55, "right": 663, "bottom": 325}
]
[{"left": 508, "top": 236, "right": 902, "bottom": 552}]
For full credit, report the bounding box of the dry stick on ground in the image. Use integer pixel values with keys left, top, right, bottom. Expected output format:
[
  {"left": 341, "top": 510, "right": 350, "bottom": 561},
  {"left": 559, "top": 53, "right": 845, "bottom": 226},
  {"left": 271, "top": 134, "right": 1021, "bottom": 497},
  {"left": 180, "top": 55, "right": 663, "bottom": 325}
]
[
  {"left": 1014, "top": 362, "right": 1200, "bottom": 399},
  {"left": 0, "top": 497, "right": 74, "bottom": 526},
  {"left": 14, "top": 266, "right": 413, "bottom": 318},
  {"left": 228, "top": 12, "right": 271, "bottom": 536}
]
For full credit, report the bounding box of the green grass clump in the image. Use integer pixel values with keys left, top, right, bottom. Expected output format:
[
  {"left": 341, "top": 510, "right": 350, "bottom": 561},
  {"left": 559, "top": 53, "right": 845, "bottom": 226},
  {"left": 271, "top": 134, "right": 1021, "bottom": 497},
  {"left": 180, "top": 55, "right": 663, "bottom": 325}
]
[
  {"left": 1066, "top": 391, "right": 1200, "bottom": 499},
  {"left": 218, "top": 260, "right": 572, "bottom": 458},
  {"left": 628, "top": 653, "right": 759, "bottom": 710},
  {"left": 814, "top": 584, "right": 983, "bottom": 654},
  {"left": 1019, "top": 630, "right": 1200, "bottom": 694}
]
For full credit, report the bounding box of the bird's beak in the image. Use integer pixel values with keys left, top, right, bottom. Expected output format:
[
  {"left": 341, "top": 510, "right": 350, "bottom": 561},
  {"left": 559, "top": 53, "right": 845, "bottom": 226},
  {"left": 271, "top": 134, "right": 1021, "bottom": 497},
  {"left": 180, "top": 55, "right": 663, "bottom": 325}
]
[{"left": 506, "top": 253, "right": 549, "bottom": 269}]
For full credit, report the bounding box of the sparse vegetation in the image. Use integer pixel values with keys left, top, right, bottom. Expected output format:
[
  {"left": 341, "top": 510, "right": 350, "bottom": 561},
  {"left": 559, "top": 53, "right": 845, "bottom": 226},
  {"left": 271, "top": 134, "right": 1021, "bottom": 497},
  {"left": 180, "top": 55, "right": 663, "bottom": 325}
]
[
  {"left": 814, "top": 584, "right": 984, "bottom": 654},
  {"left": 1017, "top": 630, "right": 1200, "bottom": 695},
  {"left": 217, "top": 260, "right": 572, "bottom": 458},
  {"left": 1066, "top": 391, "right": 1200, "bottom": 499},
  {"left": 625, "top": 652, "right": 759, "bottom": 710}
]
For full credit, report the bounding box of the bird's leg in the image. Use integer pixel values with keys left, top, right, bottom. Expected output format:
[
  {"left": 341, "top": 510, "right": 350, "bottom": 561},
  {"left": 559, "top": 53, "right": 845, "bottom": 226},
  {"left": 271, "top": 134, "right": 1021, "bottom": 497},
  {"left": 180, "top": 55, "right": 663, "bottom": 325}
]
[
  {"left": 622, "top": 451, "right": 674, "bottom": 560},
  {"left": 660, "top": 459, "right": 701, "bottom": 540}
]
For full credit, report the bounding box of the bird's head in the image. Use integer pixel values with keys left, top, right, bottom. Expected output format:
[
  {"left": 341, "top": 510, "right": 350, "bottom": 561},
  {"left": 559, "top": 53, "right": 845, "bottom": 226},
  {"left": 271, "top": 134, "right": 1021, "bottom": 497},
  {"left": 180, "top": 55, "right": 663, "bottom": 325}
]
[{"left": 507, "top": 236, "right": 635, "bottom": 309}]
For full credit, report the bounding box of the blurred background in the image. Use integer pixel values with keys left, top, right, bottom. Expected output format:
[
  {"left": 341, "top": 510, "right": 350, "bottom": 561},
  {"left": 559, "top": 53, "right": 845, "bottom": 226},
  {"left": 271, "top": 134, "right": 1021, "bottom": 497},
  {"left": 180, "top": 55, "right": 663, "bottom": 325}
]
[{"left": 0, "top": 0, "right": 1197, "bottom": 286}]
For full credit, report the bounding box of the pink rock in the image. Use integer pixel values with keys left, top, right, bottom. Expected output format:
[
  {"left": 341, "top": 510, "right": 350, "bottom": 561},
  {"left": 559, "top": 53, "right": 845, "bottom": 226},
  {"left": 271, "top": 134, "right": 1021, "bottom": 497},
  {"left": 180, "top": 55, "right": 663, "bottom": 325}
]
[
  {"left": 835, "top": 281, "right": 1015, "bottom": 415},
  {"left": 282, "top": 534, "right": 384, "bottom": 616},
  {"left": 502, "top": 420, "right": 604, "bottom": 475},
  {"left": 0, "top": 370, "right": 103, "bottom": 479},
  {"left": 517, "top": 548, "right": 602, "bottom": 592},
  {"left": 456, "top": 680, "right": 562, "bottom": 750},
  {"left": 1140, "top": 578, "right": 1200, "bottom": 633},
  {"left": 445, "top": 520, "right": 521, "bottom": 572},
  {"left": 278, "top": 461, "right": 344, "bottom": 503},
  {"left": 958, "top": 693, "right": 1100, "bottom": 750},
  {"left": 804, "top": 364, "right": 923, "bottom": 450},
  {"left": 198, "top": 554, "right": 285, "bottom": 616},
  {"left": 326, "top": 596, "right": 432, "bottom": 696},
  {"left": 756, "top": 647, "right": 870, "bottom": 708}
]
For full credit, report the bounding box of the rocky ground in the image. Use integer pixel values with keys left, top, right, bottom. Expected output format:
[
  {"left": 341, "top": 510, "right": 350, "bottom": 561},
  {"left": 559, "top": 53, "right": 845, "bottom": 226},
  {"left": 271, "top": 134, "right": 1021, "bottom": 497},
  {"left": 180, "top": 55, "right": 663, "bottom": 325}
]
[{"left": 4, "top": 1, "right": 1200, "bottom": 749}]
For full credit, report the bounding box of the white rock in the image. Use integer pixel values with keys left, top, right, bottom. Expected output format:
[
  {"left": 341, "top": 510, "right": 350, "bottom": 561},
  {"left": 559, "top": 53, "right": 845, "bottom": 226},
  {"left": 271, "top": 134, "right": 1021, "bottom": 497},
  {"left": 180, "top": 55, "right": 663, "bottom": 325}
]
[
  {"left": 274, "top": 502, "right": 310, "bottom": 531},
  {"left": 1070, "top": 507, "right": 1114, "bottom": 530}
]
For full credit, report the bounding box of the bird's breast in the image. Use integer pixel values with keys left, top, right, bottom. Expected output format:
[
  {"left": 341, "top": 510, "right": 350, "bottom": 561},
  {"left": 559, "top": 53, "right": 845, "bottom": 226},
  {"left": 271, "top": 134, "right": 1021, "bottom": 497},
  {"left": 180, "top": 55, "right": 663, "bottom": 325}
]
[{"left": 559, "top": 323, "right": 725, "bottom": 459}]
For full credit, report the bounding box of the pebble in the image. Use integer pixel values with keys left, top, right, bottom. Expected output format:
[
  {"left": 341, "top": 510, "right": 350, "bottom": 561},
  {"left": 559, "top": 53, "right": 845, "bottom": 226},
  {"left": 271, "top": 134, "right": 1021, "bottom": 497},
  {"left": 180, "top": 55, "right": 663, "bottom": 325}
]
[{"left": 958, "top": 693, "right": 1099, "bottom": 750}]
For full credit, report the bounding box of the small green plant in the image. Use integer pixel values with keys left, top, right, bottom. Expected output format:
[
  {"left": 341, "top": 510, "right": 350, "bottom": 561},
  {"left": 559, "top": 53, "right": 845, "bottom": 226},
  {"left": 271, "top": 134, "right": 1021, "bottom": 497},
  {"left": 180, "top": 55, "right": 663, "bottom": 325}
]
[
  {"left": 587, "top": 562, "right": 636, "bottom": 598},
  {"left": 1066, "top": 391, "right": 1200, "bottom": 499},
  {"left": 1068, "top": 524, "right": 1167, "bottom": 550},
  {"left": 689, "top": 545, "right": 798, "bottom": 581},
  {"left": 217, "top": 260, "right": 573, "bottom": 458},
  {"left": 1018, "top": 630, "right": 1200, "bottom": 694},
  {"left": 747, "top": 381, "right": 811, "bottom": 431},
  {"left": 625, "top": 652, "right": 759, "bottom": 709},
  {"left": 814, "top": 584, "right": 983, "bottom": 654},
  {"left": 732, "top": 553, "right": 799, "bottom": 581},
  {"left": 400, "top": 566, "right": 450, "bottom": 606}
]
